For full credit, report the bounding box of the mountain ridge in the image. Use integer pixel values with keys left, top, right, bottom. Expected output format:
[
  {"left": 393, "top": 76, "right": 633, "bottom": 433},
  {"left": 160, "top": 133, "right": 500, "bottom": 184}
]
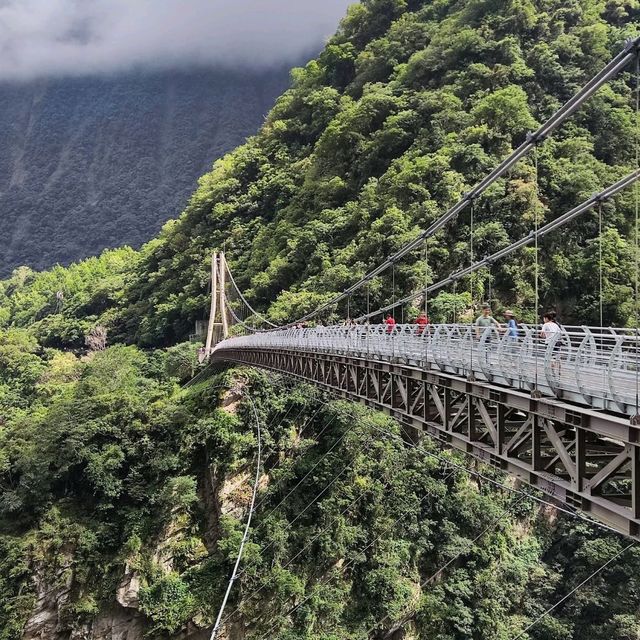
[{"left": 0, "top": 67, "right": 292, "bottom": 276}]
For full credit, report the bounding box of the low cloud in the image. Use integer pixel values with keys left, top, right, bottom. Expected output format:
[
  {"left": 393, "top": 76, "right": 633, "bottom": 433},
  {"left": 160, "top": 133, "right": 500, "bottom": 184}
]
[{"left": 0, "top": 0, "right": 354, "bottom": 81}]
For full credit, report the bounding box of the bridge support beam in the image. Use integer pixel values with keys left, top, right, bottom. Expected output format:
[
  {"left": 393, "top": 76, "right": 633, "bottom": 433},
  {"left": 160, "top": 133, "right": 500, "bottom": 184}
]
[{"left": 205, "top": 252, "right": 229, "bottom": 354}]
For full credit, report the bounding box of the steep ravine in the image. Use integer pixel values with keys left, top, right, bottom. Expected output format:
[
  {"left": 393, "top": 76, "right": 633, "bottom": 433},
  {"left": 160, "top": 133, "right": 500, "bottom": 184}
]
[
  {"left": 19, "top": 381, "right": 253, "bottom": 640},
  {"left": 1, "top": 354, "right": 638, "bottom": 640},
  {"left": 2, "top": 1, "right": 640, "bottom": 637}
]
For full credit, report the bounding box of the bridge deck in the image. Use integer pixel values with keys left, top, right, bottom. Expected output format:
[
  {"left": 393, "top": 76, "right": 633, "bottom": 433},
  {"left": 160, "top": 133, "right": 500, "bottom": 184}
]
[
  {"left": 213, "top": 324, "right": 640, "bottom": 539},
  {"left": 218, "top": 324, "right": 640, "bottom": 415}
]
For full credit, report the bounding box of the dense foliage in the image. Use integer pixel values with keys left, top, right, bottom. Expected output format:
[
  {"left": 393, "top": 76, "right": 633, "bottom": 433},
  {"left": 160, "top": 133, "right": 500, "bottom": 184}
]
[
  {"left": 0, "top": 350, "right": 638, "bottom": 639},
  {"left": 0, "top": 1, "right": 640, "bottom": 639},
  {"left": 109, "top": 0, "right": 640, "bottom": 346},
  {"left": 1, "top": 1, "right": 639, "bottom": 347}
]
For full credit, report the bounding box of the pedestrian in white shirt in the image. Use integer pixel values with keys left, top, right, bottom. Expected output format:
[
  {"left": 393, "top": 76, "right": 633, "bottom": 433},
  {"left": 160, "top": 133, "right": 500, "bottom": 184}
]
[
  {"left": 540, "top": 311, "right": 562, "bottom": 375},
  {"left": 541, "top": 311, "right": 561, "bottom": 341}
]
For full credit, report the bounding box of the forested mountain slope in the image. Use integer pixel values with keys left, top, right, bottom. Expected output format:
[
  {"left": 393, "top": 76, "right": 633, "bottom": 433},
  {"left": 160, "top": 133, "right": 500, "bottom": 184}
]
[
  {"left": 0, "top": 68, "right": 291, "bottom": 276},
  {"left": 106, "top": 0, "right": 640, "bottom": 347},
  {"left": 1, "top": 1, "right": 640, "bottom": 639}
]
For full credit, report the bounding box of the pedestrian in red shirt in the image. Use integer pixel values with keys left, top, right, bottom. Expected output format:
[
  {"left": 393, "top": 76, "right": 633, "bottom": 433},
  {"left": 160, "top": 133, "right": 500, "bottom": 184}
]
[
  {"left": 416, "top": 311, "right": 429, "bottom": 335},
  {"left": 385, "top": 314, "right": 396, "bottom": 334}
]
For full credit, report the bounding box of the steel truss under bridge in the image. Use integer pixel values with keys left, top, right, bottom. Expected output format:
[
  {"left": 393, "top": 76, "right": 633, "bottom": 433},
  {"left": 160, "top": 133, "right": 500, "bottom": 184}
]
[{"left": 213, "top": 338, "right": 640, "bottom": 540}]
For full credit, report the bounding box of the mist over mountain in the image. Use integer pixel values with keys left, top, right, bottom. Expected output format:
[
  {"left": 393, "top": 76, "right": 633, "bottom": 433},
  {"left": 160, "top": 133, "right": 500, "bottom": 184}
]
[
  {"left": 0, "top": 0, "right": 352, "bottom": 81},
  {"left": 0, "top": 67, "right": 292, "bottom": 275}
]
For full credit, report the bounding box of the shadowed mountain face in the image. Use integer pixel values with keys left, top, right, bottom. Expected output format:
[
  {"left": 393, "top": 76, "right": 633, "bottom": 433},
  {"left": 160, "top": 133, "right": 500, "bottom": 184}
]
[{"left": 0, "top": 68, "right": 291, "bottom": 275}]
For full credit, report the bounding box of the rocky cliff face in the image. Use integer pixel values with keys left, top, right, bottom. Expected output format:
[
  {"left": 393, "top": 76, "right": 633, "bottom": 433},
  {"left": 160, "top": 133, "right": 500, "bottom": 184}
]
[
  {"left": 0, "top": 67, "right": 291, "bottom": 276},
  {"left": 22, "top": 469, "right": 251, "bottom": 640},
  {"left": 22, "top": 547, "right": 147, "bottom": 640}
]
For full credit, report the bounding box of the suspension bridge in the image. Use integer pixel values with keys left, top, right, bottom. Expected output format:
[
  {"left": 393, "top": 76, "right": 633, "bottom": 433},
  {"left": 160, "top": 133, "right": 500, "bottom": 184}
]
[{"left": 206, "top": 38, "right": 640, "bottom": 544}]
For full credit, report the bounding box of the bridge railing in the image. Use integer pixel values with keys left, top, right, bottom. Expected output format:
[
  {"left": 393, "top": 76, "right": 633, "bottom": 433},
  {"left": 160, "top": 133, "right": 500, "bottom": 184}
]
[{"left": 213, "top": 324, "right": 640, "bottom": 415}]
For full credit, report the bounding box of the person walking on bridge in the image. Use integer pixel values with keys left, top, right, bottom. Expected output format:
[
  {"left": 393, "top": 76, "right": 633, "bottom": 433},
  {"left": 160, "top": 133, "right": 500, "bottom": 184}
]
[
  {"left": 385, "top": 314, "right": 396, "bottom": 334},
  {"left": 475, "top": 304, "right": 499, "bottom": 338},
  {"left": 504, "top": 310, "right": 519, "bottom": 338},
  {"left": 541, "top": 311, "right": 563, "bottom": 376},
  {"left": 416, "top": 311, "right": 429, "bottom": 336},
  {"left": 540, "top": 311, "right": 561, "bottom": 341},
  {"left": 504, "top": 310, "right": 520, "bottom": 360},
  {"left": 475, "top": 303, "right": 500, "bottom": 367}
]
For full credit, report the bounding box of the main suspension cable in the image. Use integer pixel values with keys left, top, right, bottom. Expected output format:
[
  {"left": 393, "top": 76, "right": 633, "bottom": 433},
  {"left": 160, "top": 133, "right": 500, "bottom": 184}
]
[
  {"left": 225, "top": 297, "right": 262, "bottom": 334},
  {"left": 273, "top": 40, "right": 640, "bottom": 329},
  {"left": 355, "top": 170, "right": 640, "bottom": 323},
  {"left": 223, "top": 255, "right": 278, "bottom": 328}
]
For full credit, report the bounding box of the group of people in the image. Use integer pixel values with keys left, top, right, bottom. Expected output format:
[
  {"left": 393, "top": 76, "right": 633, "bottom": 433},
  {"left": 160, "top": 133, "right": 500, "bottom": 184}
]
[
  {"left": 297, "top": 306, "right": 563, "bottom": 345},
  {"left": 473, "top": 304, "right": 562, "bottom": 343},
  {"left": 378, "top": 304, "right": 562, "bottom": 343},
  {"left": 383, "top": 311, "right": 429, "bottom": 335}
]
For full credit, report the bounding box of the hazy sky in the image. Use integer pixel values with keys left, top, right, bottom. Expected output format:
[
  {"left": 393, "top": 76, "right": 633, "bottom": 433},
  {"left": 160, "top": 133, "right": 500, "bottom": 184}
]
[{"left": 0, "top": 0, "right": 355, "bottom": 81}]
